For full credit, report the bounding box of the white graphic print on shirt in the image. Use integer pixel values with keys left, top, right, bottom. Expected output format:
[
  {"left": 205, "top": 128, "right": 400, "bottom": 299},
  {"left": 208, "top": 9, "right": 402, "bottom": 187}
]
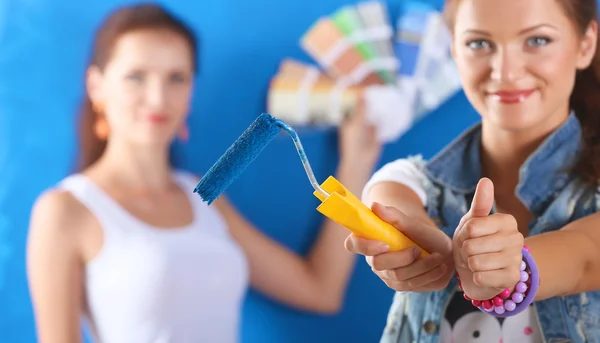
[{"left": 440, "top": 291, "right": 542, "bottom": 343}]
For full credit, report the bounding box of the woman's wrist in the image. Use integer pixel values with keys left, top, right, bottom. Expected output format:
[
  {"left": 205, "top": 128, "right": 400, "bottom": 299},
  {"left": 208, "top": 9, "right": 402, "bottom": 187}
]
[{"left": 457, "top": 246, "right": 540, "bottom": 317}]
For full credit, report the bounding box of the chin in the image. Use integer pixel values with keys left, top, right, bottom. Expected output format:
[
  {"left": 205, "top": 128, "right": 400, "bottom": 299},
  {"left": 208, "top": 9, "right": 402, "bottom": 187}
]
[
  {"left": 492, "top": 112, "right": 538, "bottom": 132},
  {"left": 132, "top": 135, "right": 173, "bottom": 148},
  {"left": 481, "top": 98, "right": 544, "bottom": 133}
]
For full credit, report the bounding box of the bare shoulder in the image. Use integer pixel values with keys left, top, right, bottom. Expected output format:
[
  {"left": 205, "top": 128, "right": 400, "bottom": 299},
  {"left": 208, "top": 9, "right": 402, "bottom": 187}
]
[
  {"left": 28, "top": 188, "right": 94, "bottom": 246},
  {"left": 31, "top": 189, "right": 90, "bottom": 225}
]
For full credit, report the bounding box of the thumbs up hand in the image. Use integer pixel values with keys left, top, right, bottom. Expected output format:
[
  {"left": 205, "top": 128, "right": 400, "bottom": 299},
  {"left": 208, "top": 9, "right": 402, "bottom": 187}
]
[{"left": 453, "top": 178, "right": 524, "bottom": 300}]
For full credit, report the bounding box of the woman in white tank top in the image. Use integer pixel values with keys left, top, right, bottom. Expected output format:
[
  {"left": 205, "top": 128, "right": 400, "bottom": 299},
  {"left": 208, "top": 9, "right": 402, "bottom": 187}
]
[{"left": 25, "top": 4, "right": 382, "bottom": 343}]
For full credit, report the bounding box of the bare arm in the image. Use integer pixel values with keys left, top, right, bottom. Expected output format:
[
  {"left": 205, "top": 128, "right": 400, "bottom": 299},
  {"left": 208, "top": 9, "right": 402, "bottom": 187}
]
[
  {"left": 344, "top": 175, "right": 456, "bottom": 294},
  {"left": 525, "top": 212, "right": 600, "bottom": 300},
  {"left": 210, "top": 100, "right": 386, "bottom": 313},
  {"left": 364, "top": 181, "right": 437, "bottom": 228},
  {"left": 215, "top": 165, "right": 371, "bottom": 314},
  {"left": 27, "top": 191, "right": 86, "bottom": 343}
]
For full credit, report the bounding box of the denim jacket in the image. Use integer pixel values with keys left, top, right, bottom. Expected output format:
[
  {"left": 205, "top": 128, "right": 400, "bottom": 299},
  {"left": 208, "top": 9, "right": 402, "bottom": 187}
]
[{"left": 380, "top": 113, "right": 600, "bottom": 343}]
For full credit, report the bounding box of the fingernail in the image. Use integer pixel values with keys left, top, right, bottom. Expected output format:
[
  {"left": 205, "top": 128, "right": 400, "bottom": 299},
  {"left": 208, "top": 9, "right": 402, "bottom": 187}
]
[
  {"left": 380, "top": 204, "right": 393, "bottom": 213},
  {"left": 373, "top": 203, "right": 390, "bottom": 215},
  {"left": 380, "top": 244, "right": 390, "bottom": 253}
]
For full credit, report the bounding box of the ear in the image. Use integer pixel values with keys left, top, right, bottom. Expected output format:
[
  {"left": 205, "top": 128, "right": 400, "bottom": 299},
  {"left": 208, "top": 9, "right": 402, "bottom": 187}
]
[
  {"left": 86, "top": 65, "right": 105, "bottom": 105},
  {"left": 450, "top": 41, "right": 457, "bottom": 60},
  {"left": 576, "top": 20, "right": 598, "bottom": 70}
]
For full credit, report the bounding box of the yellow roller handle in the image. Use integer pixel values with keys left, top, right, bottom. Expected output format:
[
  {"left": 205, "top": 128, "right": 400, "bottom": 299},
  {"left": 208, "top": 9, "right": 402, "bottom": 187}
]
[{"left": 314, "top": 176, "right": 429, "bottom": 258}]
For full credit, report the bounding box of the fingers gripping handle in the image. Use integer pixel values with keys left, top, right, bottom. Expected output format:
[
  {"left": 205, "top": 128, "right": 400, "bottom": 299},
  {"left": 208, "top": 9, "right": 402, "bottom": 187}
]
[{"left": 314, "top": 176, "right": 429, "bottom": 257}]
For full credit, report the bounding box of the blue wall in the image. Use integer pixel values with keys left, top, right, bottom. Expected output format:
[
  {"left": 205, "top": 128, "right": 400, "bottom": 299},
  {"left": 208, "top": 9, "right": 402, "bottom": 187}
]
[{"left": 0, "top": 0, "right": 479, "bottom": 342}]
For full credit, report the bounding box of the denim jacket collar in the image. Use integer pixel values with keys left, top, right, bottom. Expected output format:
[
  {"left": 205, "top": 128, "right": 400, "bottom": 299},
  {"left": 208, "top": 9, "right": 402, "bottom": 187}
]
[{"left": 424, "top": 112, "right": 583, "bottom": 215}]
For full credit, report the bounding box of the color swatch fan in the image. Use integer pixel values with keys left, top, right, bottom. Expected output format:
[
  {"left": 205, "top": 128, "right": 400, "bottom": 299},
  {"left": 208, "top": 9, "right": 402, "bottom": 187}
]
[
  {"left": 267, "top": 59, "right": 364, "bottom": 126},
  {"left": 393, "top": 2, "right": 462, "bottom": 120},
  {"left": 267, "top": 1, "right": 463, "bottom": 144},
  {"left": 300, "top": 1, "right": 396, "bottom": 86}
]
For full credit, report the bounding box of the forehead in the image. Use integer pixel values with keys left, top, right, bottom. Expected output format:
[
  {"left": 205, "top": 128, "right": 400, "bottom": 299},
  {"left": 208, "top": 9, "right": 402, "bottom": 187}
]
[
  {"left": 453, "top": 0, "right": 574, "bottom": 34},
  {"left": 108, "top": 29, "right": 193, "bottom": 72}
]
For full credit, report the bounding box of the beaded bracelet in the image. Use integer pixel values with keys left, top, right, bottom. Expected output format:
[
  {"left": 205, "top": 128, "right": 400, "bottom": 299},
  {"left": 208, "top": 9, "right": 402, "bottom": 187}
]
[{"left": 457, "top": 245, "right": 540, "bottom": 317}]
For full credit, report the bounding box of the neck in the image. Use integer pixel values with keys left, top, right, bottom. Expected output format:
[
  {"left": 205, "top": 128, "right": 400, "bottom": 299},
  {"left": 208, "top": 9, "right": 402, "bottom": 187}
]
[
  {"left": 93, "top": 137, "right": 174, "bottom": 191},
  {"left": 480, "top": 109, "right": 570, "bottom": 195},
  {"left": 480, "top": 128, "right": 541, "bottom": 195}
]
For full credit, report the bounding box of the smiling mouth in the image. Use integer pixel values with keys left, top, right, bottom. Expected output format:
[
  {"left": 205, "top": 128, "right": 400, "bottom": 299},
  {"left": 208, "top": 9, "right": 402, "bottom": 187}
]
[
  {"left": 147, "top": 115, "right": 168, "bottom": 124},
  {"left": 487, "top": 89, "right": 536, "bottom": 104}
]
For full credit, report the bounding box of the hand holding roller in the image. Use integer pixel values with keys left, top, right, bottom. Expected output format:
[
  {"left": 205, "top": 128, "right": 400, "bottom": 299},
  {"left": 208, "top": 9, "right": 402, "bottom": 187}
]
[
  {"left": 313, "top": 175, "right": 428, "bottom": 257},
  {"left": 194, "top": 113, "right": 427, "bottom": 256}
]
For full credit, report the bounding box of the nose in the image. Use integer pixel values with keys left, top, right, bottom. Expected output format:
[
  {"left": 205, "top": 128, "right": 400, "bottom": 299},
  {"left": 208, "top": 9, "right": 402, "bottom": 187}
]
[
  {"left": 146, "top": 78, "right": 167, "bottom": 109},
  {"left": 490, "top": 47, "right": 525, "bottom": 83}
]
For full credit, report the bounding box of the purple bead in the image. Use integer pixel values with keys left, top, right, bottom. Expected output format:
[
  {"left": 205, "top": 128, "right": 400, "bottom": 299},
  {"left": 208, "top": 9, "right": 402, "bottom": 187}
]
[
  {"left": 505, "top": 300, "right": 517, "bottom": 311},
  {"left": 516, "top": 282, "right": 528, "bottom": 293},
  {"left": 520, "top": 271, "right": 529, "bottom": 282},
  {"left": 520, "top": 261, "right": 526, "bottom": 271},
  {"left": 512, "top": 292, "right": 524, "bottom": 303},
  {"left": 494, "top": 305, "right": 506, "bottom": 314}
]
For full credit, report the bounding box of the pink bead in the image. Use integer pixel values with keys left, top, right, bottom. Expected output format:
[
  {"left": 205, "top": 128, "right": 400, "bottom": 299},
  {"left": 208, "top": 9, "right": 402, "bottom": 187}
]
[
  {"left": 472, "top": 300, "right": 481, "bottom": 307},
  {"left": 500, "top": 288, "right": 511, "bottom": 299},
  {"left": 523, "top": 245, "right": 530, "bottom": 252},
  {"left": 463, "top": 293, "right": 471, "bottom": 301},
  {"left": 520, "top": 261, "right": 526, "bottom": 271},
  {"left": 482, "top": 300, "right": 493, "bottom": 310},
  {"left": 484, "top": 306, "right": 494, "bottom": 312},
  {"left": 516, "top": 282, "right": 528, "bottom": 293},
  {"left": 492, "top": 296, "right": 503, "bottom": 307},
  {"left": 505, "top": 300, "right": 517, "bottom": 311},
  {"left": 494, "top": 305, "right": 506, "bottom": 314},
  {"left": 456, "top": 273, "right": 460, "bottom": 280},
  {"left": 520, "top": 271, "right": 529, "bottom": 282},
  {"left": 458, "top": 282, "right": 463, "bottom": 291},
  {"left": 512, "top": 292, "right": 524, "bottom": 303}
]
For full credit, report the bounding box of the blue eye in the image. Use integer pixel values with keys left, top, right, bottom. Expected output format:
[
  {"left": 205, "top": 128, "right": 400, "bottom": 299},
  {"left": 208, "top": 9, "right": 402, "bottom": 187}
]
[
  {"left": 466, "top": 39, "right": 492, "bottom": 50},
  {"left": 170, "top": 73, "right": 186, "bottom": 84},
  {"left": 526, "top": 36, "right": 551, "bottom": 47},
  {"left": 126, "top": 71, "right": 144, "bottom": 82}
]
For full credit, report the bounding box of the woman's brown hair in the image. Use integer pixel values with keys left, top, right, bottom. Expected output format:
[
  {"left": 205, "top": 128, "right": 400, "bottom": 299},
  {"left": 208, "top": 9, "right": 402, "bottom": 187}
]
[
  {"left": 443, "top": 0, "right": 600, "bottom": 183},
  {"left": 77, "top": 3, "right": 198, "bottom": 170}
]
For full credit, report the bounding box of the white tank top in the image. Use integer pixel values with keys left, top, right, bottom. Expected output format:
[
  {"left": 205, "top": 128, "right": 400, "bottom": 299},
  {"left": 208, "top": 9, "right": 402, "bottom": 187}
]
[{"left": 58, "top": 171, "right": 249, "bottom": 343}]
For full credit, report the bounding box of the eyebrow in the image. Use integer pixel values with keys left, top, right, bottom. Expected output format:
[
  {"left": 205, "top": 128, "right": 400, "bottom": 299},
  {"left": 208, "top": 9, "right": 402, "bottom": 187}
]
[{"left": 462, "top": 24, "right": 558, "bottom": 36}]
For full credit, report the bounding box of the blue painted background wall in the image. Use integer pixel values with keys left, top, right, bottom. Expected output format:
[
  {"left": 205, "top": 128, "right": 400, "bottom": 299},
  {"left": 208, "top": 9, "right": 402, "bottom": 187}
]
[{"left": 0, "top": 0, "right": 479, "bottom": 342}]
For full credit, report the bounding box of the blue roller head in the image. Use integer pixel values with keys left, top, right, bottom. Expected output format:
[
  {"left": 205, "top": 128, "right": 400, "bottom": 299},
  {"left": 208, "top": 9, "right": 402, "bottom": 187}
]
[{"left": 194, "top": 113, "right": 282, "bottom": 204}]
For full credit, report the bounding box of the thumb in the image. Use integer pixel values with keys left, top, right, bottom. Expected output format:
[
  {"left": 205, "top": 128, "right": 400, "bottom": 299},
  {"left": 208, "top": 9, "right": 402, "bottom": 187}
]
[
  {"left": 454, "top": 178, "right": 494, "bottom": 240},
  {"left": 372, "top": 202, "right": 451, "bottom": 255},
  {"left": 468, "top": 177, "right": 494, "bottom": 218}
]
